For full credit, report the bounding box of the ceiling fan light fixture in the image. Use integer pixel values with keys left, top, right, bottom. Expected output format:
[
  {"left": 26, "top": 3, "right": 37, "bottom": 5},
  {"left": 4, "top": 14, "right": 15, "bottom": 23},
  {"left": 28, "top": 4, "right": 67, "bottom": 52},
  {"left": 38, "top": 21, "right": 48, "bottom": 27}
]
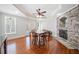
[{"left": 36, "top": 15, "right": 42, "bottom": 18}]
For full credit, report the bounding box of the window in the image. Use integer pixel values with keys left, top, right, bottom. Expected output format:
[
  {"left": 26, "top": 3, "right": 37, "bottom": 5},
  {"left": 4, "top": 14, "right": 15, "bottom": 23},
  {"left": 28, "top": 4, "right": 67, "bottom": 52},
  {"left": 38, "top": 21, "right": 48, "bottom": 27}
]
[{"left": 5, "top": 16, "right": 16, "bottom": 34}]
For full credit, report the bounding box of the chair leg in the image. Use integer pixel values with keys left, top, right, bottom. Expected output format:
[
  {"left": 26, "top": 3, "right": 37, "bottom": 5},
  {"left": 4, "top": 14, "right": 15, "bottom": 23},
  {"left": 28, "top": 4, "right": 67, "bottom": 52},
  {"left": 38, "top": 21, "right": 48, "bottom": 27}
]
[
  {"left": 46, "top": 37, "right": 49, "bottom": 49},
  {"left": 43, "top": 38, "right": 45, "bottom": 46},
  {"left": 4, "top": 39, "right": 7, "bottom": 54}
]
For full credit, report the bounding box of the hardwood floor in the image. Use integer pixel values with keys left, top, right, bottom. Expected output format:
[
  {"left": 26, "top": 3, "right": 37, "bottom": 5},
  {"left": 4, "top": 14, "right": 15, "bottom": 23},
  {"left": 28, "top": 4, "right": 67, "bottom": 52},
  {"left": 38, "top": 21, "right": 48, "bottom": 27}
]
[{"left": 7, "top": 36, "right": 79, "bottom": 54}]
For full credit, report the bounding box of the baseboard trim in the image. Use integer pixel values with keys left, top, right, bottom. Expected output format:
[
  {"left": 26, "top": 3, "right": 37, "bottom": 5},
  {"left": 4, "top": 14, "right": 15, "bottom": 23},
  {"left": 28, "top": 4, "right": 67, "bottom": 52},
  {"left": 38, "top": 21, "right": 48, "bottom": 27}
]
[{"left": 7, "top": 35, "right": 26, "bottom": 40}]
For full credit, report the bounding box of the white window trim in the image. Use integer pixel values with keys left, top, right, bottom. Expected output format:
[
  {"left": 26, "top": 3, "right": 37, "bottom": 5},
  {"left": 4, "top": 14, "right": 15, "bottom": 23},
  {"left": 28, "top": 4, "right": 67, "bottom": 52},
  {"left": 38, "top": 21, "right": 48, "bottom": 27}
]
[{"left": 4, "top": 16, "right": 16, "bottom": 35}]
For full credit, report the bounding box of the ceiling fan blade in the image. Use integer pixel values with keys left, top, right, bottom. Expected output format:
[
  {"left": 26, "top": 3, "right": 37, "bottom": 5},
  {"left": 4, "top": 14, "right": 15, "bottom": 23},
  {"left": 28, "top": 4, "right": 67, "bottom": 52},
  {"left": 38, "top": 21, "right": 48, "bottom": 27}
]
[
  {"left": 41, "top": 14, "right": 44, "bottom": 16},
  {"left": 42, "top": 11, "right": 46, "bottom": 13},
  {"left": 39, "top": 13, "right": 44, "bottom": 16},
  {"left": 36, "top": 9, "right": 41, "bottom": 12}
]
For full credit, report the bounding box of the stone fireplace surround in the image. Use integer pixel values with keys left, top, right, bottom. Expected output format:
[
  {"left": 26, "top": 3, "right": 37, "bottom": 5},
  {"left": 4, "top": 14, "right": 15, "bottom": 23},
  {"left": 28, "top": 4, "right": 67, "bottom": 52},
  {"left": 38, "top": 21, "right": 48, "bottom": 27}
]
[{"left": 56, "top": 5, "right": 79, "bottom": 50}]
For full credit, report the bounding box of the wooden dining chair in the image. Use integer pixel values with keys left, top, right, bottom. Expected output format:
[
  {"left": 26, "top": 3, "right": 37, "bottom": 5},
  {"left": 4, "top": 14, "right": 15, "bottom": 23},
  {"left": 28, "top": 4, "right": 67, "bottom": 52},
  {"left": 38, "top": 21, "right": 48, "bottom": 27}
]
[
  {"left": 39, "top": 33, "right": 45, "bottom": 46},
  {"left": 43, "top": 32, "right": 50, "bottom": 48},
  {"left": 30, "top": 32, "right": 38, "bottom": 46},
  {"left": 39, "top": 32, "right": 49, "bottom": 48}
]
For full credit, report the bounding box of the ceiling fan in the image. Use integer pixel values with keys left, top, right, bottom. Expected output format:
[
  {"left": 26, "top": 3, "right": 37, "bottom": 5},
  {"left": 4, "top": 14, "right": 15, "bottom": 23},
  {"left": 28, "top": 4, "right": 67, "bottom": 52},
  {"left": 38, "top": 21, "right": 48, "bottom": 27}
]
[{"left": 33, "top": 8, "right": 46, "bottom": 17}]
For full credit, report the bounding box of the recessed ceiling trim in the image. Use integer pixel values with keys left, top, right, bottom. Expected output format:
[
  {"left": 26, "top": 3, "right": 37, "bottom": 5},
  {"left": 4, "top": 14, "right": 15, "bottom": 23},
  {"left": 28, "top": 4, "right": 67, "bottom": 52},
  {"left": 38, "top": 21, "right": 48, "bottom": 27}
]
[{"left": 13, "top": 4, "right": 35, "bottom": 18}]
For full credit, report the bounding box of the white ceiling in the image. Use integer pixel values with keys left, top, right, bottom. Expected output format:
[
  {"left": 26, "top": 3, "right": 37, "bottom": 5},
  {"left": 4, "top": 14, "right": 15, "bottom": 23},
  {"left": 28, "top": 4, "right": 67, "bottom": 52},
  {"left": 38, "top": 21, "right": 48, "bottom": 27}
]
[
  {"left": 0, "top": 4, "right": 76, "bottom": 18},
  {"left": 21, "top": 4, "right": 60, "bottom": 15},
  {"left": 14, "top": 4, "right": 61, "bottom": 18},
  {"left": 0, "top": 4, "right": 26, "bottom": 17}
]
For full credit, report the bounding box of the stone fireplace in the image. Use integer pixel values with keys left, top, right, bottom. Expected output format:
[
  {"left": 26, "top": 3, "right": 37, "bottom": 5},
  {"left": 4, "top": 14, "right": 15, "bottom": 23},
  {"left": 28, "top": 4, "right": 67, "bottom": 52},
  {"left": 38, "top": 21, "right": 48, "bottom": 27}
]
[{"left": 57, "top": 5, "right": 79, "bottom": 50}]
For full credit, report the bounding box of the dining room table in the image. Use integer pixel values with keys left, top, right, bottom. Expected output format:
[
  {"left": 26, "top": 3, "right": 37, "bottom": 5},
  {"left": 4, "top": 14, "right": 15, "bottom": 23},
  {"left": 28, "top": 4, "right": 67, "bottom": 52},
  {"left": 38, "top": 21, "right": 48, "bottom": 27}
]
[{"left": 30, "top": 29, "right": 52, "bottom": 48}]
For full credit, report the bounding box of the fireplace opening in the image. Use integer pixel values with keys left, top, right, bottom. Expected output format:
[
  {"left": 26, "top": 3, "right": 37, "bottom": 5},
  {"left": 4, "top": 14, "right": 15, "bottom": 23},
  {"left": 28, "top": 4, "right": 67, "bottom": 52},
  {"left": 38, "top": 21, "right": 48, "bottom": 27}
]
[{"left": 59, "top": 30, "right": 68, "bottom": 40}]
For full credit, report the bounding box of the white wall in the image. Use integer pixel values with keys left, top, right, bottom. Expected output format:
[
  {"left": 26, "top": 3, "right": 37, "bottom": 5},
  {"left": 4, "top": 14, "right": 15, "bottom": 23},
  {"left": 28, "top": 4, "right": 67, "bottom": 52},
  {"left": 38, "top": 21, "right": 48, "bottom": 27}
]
[
  {"left": 0, "top": 13, "right": 2, "bottom": 34},
  {"left": 37, "top": 17, "right": 57, "bottom": 37},
  {"left": 0, "top": 12, "right": 37, "bottom": 40}
]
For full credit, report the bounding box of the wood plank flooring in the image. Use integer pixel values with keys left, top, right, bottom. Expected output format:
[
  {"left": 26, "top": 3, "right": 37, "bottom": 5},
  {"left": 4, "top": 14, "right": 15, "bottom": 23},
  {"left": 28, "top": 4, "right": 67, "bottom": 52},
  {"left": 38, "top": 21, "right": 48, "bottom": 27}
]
[{"left": 7, "top": 36, "right": 79, "bottom": 54}]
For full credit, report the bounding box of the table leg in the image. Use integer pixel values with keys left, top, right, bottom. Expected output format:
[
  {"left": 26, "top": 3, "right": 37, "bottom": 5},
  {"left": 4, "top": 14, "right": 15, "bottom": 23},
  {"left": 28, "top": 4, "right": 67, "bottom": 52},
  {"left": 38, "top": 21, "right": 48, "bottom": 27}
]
[{"left": 38, "top": 34, "right": 40, "bottom": 48}]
